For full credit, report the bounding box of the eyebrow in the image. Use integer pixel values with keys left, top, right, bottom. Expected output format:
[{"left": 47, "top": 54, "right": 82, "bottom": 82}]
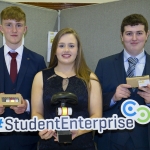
[
  {"left": 58, "top": 42, "right": 75, "bottom": 44},
  {"left": 125, "top": 30, "right": 144, "bottom": 32},
  {"left": 125, "top": 30, "right": 144, "bottom": 33},
  {"left": 4, "top": 22, "right": 23, "bottom": 24}
]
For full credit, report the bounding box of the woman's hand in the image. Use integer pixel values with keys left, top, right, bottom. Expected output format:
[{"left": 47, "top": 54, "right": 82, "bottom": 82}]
[
  {"left": 39, "top": 129, "right": 55, "bottom": 140},
  {"left": 71, "top": 130, "right": 79, "bottom": 140}
]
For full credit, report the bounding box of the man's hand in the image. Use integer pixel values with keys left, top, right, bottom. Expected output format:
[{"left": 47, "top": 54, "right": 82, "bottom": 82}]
[
  {"left": 137, "top": 84, "right": 150, "bottom": 104},
  {"left": 10, "top": 96, "right": 27, "bottom": 114},
  {"left": 0, "top": 93, "right": 5, "bottom": 115},
  {"left": 0, "top": 105, "right": 5, "bottom": 115},
  {"left": 113, "top": 84, "right": 131, "bottom": 102}
]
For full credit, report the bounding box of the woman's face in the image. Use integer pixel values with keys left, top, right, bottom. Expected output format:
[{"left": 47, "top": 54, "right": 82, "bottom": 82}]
[{"left": 56, "top": 33, "right": 78, "bottom": 66}]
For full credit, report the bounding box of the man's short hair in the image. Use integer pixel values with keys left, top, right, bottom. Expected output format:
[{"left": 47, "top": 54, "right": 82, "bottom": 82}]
[
  {"left": 0, "top": 6, "right": 26, "bottom": 23},
  {"left": 121, "top": 14, "right": 148, "bottom": 34}
]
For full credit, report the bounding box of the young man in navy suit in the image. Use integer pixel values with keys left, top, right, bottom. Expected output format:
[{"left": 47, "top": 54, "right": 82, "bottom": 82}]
[
  {"left": 95, "top": 14, "right": 150, "bottom": 150},
  {"left": 0, "top": 6, "right": 46, "bottom": 150}
]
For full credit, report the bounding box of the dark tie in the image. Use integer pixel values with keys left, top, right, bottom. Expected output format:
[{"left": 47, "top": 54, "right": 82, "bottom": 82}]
[
  {"left": 127, "top": 57, "right": 138, "bottom": 77},
  {"left": 8, "top": 52, "right": 18, "bottom": 83}
]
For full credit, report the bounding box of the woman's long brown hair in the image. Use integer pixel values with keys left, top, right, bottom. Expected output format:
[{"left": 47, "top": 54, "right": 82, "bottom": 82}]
[{"left": 48, "top": 28, "right": 96, "bottom": 88}]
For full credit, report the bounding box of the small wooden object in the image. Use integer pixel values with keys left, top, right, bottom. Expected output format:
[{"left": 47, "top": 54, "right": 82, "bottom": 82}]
[
  {"left": 126, "top": 75, "right": 149, "bottom": 87},
  {"left": 0, "top": 94, "right": 21, "bottom": 106}
]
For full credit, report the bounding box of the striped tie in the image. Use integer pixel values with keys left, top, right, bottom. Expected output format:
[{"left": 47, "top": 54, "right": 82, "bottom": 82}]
[{"left": 127, "top": 57, "right": 138, "bottom": 77}]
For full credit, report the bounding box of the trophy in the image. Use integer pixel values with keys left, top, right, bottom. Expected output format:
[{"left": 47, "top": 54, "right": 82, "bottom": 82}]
[
  {"left": 0, "top": 94, "right": 21, "bottom": 106},
  {"left": 51, "top": 92, "right": 78, "bottom": 143}
]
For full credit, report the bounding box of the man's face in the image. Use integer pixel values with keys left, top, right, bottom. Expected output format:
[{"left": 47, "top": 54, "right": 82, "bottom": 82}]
[
  {"left": 121, "top": 24, "right": 149, "bottom": 56},
  {"left": 0, "top": 19, "right": 27, "bottom": 49}
]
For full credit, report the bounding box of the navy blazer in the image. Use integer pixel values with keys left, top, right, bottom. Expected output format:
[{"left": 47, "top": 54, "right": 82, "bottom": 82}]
[
  {"left": 95, "top": 51, "right": 150, "bottom": 150},
  {"left": 0, "top": 46, "right": 46, "bottom": 149}
]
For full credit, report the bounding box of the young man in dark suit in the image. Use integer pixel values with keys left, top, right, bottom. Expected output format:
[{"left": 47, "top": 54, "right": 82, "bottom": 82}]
[
  {"left": 95, "top": 14, "right": 150, "bottom": 150},
  {"left": 0, "top": 6, "right": 46, "bottom": 150}
]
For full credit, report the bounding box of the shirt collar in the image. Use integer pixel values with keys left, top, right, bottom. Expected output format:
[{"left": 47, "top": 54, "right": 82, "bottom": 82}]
[
  {"left": 4, "top": 44, "right": 24, "bottom": 57},
  {"left": 123, "top": 49, "right": 145, "bottom": 63}
]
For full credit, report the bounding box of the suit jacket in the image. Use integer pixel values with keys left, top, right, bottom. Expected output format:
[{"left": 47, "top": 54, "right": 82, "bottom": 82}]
[
  {"left": 95, "top": 51, "right": 150, "bottom": 150},
  {"left": 0, "top": 46, "right": 46, "bottom": 150}
]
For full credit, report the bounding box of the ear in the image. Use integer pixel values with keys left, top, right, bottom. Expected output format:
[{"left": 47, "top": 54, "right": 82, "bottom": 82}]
[
  {"left": 0, "top": 25, "right": 4, "bottom": 34},
  {"left": 146, "top": 30, "right": 150, "bottom": 41},
  {"left": 120, "top": 32, "right": 123, "bottom": 42},
  {"left": 24, "top": 26, "right": 27, "bottom": 34},
  {"left": 148, "top": 30, "right": 150, "bottom": 36}
]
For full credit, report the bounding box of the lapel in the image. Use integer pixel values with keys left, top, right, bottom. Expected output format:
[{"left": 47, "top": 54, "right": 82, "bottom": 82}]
[
  {"left": 143, "top": 52, "right": 150, "bottom": 75},
  {"left": 144, "top": 52, "right": 150, "bottom": 150},
  {"left": 113, "top": 51, "right": 126, "bottom": 85},
  {"left": 16, "top": 47, "right": 30, "bottom": 91},
  {"left": 0, "top": 47, "right": 5, "bottom": 92}
]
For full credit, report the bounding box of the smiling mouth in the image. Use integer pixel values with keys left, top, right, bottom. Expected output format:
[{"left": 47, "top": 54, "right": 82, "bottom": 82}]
[
  {"left": 62, "top": 54, "right": 71, "bottom": 58},
  {"left": 131, "top": 43, "right": 138, "bottom": 45}
]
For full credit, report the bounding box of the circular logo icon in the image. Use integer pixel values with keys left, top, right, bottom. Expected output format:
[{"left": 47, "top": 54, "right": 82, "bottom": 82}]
[{"left": 121, "top": 99, "right": 150, "bottom": 124}]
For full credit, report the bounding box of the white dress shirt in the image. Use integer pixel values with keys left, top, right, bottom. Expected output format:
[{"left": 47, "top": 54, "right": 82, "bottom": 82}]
[
  {"left": 4, "top": 44, "right": 23, "bottom": 73},
  {"left": 124, "top": 49, "right": 145, "bottom": 76},
  {"left": 4, "top": 44, "right": 30, "bottom": 112}
]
